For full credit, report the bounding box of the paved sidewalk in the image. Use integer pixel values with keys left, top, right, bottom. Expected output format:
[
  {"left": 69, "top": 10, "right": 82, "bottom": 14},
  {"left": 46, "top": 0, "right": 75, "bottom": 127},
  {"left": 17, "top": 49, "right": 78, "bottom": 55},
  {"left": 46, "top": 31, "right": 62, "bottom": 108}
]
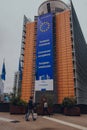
[{"left": 0, "top": 112, "right": 87, "bottom": 130}]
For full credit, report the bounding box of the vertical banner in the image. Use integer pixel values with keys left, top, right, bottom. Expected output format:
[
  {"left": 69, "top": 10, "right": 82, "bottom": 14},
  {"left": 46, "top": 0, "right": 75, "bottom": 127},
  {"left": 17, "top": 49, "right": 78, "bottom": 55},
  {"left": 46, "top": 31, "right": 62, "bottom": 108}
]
[{"left": 35, "top": 13, "right": 53, "bottom": 91}]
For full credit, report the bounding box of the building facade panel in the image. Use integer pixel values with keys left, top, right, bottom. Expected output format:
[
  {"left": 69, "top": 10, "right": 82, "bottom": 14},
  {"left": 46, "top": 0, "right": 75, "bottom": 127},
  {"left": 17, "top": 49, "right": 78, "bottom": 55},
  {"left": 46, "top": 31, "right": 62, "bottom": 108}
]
[
  {"left": 21, "top": 22, "right": 35, "bottom": 102},
  {"left": 56, "top": 10, "right": 74, "bottom": 103},
  {"left": 71, "top": 2, "right": 87, "bottom": 104}
]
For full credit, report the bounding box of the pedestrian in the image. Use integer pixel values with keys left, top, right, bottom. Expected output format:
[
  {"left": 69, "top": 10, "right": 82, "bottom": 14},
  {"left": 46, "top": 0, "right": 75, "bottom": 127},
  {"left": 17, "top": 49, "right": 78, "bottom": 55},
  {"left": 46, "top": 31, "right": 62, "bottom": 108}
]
[
  {"left": 25, "top": 96, "right": 35, "bottom": 121},
  {"left": 43, "top": 100, "right": 50, "bottom": 116},
  {"left": 33, "top": 102, "right": 38, "bottom": 120}
]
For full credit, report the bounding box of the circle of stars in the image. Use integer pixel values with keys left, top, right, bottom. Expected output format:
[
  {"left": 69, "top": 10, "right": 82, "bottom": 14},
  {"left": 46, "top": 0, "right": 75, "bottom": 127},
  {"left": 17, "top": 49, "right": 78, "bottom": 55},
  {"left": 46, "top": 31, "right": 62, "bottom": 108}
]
[{"left": 40, "top": 22, "right": 50, "bottom": 32}]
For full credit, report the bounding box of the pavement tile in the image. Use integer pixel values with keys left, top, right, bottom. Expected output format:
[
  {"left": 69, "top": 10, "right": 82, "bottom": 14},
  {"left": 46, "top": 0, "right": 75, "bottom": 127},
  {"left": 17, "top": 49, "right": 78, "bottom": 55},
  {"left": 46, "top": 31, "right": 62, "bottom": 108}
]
[{"left": 0, "top": 112, "right": 87, "bottom": 130}]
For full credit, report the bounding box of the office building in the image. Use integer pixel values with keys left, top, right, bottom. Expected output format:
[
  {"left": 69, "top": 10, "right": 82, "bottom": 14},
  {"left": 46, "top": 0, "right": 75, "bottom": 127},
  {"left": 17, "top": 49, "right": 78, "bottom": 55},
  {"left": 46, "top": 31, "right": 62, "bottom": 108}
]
[{"left": 20, "top": 0, "right": 87, "bottom": 105}]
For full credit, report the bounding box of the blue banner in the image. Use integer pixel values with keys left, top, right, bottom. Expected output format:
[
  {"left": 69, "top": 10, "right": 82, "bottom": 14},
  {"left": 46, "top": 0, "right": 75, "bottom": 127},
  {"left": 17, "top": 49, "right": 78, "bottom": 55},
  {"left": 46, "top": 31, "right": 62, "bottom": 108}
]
[
  {"left": 35, "top": 13, "right": 53, "bottom": 90},
  {"left": 1, "top": 61, "right": 6, "bottom": 80}
]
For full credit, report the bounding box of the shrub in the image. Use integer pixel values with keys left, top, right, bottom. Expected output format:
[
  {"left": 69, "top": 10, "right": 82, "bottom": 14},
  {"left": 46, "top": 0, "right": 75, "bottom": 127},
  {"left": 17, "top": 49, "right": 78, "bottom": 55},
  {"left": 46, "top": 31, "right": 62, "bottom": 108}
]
[
  {"left": 62, "top": 97, "right": 77, "bottom": 109},
  {"left": 10, "top": 96, "right": 27, "bottom": 106}
]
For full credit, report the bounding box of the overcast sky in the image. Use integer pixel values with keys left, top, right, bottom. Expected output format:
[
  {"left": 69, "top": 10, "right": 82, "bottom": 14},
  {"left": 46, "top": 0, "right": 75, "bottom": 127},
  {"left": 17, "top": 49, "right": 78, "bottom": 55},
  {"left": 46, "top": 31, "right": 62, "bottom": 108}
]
[{"left": 0, "top": 0, "right": 87, "bottom": 93}]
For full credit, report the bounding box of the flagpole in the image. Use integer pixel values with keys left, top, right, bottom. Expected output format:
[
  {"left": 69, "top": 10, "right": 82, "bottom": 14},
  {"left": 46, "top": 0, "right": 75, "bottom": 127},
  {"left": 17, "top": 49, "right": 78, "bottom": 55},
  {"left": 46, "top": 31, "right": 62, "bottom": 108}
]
[{"left": 3, "top": 58, "right": 5, "bottom": 63}]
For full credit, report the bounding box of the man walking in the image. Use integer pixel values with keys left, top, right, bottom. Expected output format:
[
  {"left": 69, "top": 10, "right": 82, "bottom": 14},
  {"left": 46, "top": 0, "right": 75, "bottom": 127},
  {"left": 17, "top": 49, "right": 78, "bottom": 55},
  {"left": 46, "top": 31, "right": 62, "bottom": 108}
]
[{"left": 25, "top": 96, "right": 35, "bottom": 121}]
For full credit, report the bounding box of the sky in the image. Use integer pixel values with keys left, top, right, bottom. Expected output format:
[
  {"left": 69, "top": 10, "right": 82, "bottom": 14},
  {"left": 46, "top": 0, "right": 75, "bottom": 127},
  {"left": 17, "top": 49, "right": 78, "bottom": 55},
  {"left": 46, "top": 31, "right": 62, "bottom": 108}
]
[{"left": 0, "top": 0, "right": 87, "bottom": 93}]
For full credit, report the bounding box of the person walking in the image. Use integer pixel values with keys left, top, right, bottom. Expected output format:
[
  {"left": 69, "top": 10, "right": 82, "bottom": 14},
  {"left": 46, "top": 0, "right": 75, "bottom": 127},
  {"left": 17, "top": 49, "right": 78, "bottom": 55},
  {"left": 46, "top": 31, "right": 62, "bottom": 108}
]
[
  {"left": 43, "top": 100, "right": 50, "bottom": 116},
  {"left": 25, "top": 96, "right": 35, "bottom": 121}
]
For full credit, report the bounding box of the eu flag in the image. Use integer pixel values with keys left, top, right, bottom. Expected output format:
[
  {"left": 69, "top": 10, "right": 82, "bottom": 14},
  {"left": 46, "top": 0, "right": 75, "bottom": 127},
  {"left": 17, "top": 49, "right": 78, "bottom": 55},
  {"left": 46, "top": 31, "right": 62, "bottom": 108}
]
[{"left": 1, "top": 61, "right": 6, "bottom": 80}]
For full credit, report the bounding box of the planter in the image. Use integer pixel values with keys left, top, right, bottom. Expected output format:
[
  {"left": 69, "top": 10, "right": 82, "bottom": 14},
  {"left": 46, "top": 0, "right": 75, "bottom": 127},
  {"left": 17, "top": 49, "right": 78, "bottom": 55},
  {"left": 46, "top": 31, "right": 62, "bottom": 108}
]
[
  {"left": 0, "top": 103, "right": 10, "bottom": 112},
  {"left": 10, "top": 104, "right": 26, "bottom": 114},
  {"left": 64, "top": 107, "right": 80, "bottom": 116}
]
